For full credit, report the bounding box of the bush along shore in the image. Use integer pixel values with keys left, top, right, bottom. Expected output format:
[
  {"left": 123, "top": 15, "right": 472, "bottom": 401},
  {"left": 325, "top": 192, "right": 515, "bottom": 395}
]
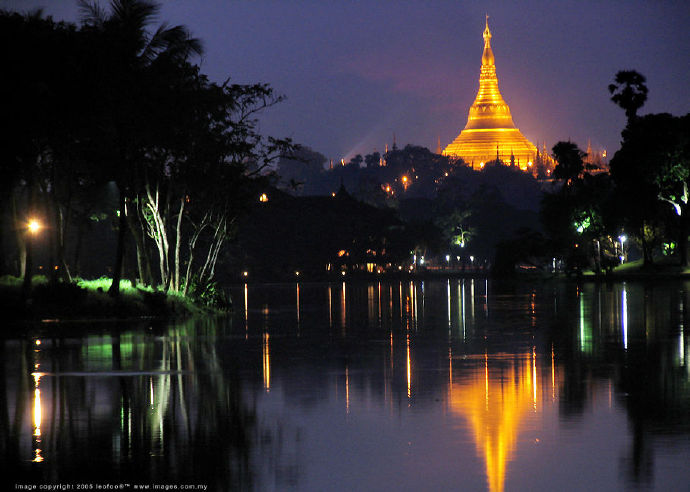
[{"left": 1, "top": 276, "right": 230, "bottom": 322}]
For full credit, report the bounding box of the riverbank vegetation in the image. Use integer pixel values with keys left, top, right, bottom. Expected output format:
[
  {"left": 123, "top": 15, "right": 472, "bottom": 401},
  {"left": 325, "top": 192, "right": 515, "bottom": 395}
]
[
  {"left": 0, "top": 1, "right": 292, "bottom": 310},
  {"left": 0, "top": 275, "right": 224, "bottom": 321}
]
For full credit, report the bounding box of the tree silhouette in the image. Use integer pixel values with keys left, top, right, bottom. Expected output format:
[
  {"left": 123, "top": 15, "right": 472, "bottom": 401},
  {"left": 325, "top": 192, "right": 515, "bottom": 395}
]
[
  {"left": 608, "top": 70, "right": 648, "bottom": 123},
  {"left": 552, "top": 141, "right": 587, "bottom": 186},
  {"left": 78, "top": 0, "right": 203, "bottom": 296}
]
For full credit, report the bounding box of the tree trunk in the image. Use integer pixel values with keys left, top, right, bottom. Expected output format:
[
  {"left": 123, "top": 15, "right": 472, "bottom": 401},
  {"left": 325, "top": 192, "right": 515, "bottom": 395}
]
[
  {"left": 108, "top": 192, "right": 128, "bottom": 297},
  {"left": 173, "top": 196, "right": 184, "bottom": 292},
  {"left": 55, "top": 204, "right": 72, "bottom": 282},
  {"left": 126, "top": 206, "right": 154, "bottom": 288},
  {"left": 12, "top": 192, "right": 27, "bottom": 278}
]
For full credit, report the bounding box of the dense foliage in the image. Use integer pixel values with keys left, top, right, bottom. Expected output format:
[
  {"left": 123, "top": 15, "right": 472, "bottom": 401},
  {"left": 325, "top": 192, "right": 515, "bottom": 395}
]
[{"left": 0, "top": 1, "right": 291, "bottom": 302}]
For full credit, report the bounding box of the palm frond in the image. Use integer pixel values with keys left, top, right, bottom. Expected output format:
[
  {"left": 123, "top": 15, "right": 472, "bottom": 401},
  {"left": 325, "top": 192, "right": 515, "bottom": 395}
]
[{"left": 77, "top": 0, "right": 106, "bottom": 27}]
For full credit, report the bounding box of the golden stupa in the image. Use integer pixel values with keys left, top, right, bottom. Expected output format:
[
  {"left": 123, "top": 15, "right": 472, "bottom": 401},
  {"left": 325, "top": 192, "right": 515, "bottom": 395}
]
[{"left": 443, "top": 17, "right": 537, "bottom": 170}]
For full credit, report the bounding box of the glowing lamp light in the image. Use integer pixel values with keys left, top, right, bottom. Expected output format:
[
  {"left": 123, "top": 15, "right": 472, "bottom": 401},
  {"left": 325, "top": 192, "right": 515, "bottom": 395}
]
[
  {"left": 259, "top": 193, "right": 268, "bottom": 202},
  {"left": 28, "top": 219, "right": 41, "bottom": 233},
  {"left": 242, "top": 271, "right": 249, "bottom": 278},
  {"left": 341, "top": 271, "right": 346, "bottom": 276},
  {"left": 295, "top": 271, "right": 300, "bottom": 277}
]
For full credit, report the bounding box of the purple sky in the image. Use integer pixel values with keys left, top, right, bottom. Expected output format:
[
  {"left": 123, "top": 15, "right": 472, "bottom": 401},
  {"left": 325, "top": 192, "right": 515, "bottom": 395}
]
[{"left": 5, "top": 0, "right": 689, "bottom": 163}]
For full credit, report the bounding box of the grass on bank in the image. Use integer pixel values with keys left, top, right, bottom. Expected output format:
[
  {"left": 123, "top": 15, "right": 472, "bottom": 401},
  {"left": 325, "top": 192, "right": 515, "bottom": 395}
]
[
  {"left": 0, "top": 275, "right": 221, "bottom": 320},
  {"left": 581, "top": 256, "right": 690, "bottom": 277}
]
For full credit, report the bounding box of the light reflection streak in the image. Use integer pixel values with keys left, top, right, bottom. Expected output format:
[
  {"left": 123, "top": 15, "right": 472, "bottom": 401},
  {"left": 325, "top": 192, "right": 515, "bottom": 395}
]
[
  {"left": 551, "top": 344, "right": 555, "bottom": 401},
  {"left": 471, "top": 279, "right": 475, "bottom": 320},
  {"left": 378, "top": 282, "right": 382, "bottom": 324},
  {"left": 32, "top": 373, "right": 43, "bottom": 462},
  {"left": 485, "top": 278, "right": 489, "bottom": 318},
  {"left": 462, "top": 280, "right": 467, "bottom": 340},
  {"left": 341, "top": 282, "right": 347, "bottom": 334},
  {"left": 532, "top": 347, "right": 537, "bottom": 411},
  {"left": 368, "top": 285, "right": 376, "bottom": 325},
  {"left": 345, "top": 365, "right": 350, "bottom": 413},
  {"left": 679, "top": 297, "right": 685, "bottom": 366},
  {"left": 578, "top": 289, "right": 592, "bottom": 353},
  {"left": 328, "top": 284, "right": 333, "bottom": 328},
  {"left": 622, "top": 284, "right": 628, "bottom": 350},
  {"left": 399, "top": 282, "right": 403, "bottom": 319},
  {"left": 244, "top": 283, "right": 249, "bottom": 338},
  {"left": 263, "top": 332, "right": 271, "bottom": 391},
  {"left": 406, "top": 334, "right": 411, "bottom": 401},
  {"left": 296, "top": 282, "right": 301, "bottom": 327},
  {"left": 447, "top": 280, "right": 452, "bottom": 332}
]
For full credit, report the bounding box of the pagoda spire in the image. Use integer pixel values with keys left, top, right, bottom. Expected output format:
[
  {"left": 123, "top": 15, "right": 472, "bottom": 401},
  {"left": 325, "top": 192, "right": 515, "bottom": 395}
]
[
  {"left": 482, "top": 15, "right": 494, "bottom": 67},
  {"left": 442, "top": 17, "right": 537, "bottom": 169}
]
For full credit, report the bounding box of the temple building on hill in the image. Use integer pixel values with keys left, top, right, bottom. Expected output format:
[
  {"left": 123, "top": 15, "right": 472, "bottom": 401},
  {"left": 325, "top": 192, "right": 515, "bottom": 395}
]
[{"left": 443, "top": 17, "right": 538, "bottom": 172}]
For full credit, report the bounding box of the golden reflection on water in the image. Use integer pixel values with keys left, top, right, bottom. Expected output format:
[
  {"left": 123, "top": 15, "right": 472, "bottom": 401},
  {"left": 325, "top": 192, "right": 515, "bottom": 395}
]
[
  {"left": 263, "top": 332, "right": 271, "bottom": 392},
  {"left": 296, "top": 282, "right": 301, "bottom": 328},
  {"left": 448, "top": 352, "right": 546, "bottom": 492},
  {"left": 341, "top": 282, "right": 347, "bottom": 334},
  {"left": 32, "top": 373, "right": 43, "bottom": 462}
]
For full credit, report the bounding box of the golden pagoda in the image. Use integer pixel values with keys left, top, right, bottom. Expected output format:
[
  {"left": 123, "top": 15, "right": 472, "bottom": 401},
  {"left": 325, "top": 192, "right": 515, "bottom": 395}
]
[{"left": 443, "top": 17, "right": 537, "bottom": 170}]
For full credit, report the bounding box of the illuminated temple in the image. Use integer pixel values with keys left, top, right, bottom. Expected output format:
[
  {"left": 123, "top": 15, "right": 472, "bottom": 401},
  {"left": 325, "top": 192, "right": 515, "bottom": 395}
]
[{"left": 443, "top": 17, "right": 537, "bottom": 170}]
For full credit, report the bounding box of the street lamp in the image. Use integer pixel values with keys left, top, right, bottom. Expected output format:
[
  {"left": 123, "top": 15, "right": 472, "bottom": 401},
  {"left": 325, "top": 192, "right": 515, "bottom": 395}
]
[
  {"left": 28, "top": 219, "right": 41, "bottom": 234},
  {"left": 619, "top": 235, "right": 627, "bottom": 264}
]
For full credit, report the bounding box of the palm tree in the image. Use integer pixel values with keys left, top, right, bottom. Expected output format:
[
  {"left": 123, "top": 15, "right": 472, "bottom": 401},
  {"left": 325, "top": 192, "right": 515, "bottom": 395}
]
[
  {"left": 78, "top": 0, "right": 203, "bottom": 296},
  {"left": 608, "top": 70, "right": 648, "bottom": 123}
]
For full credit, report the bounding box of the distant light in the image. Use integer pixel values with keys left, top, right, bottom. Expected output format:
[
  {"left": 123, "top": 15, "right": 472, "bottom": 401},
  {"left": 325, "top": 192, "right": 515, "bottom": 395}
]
[
  {"left": 295, "top": 271, "right": 300, "bottom": 277},
  {"left": 341, "top": 271, "right": 346, "bottom": 276},
  {"left": 28, "top": 219, "right": 41, "bottom": 233},
  {"left": 259, "top": 193, "right": 268, "bottom": 202},
  {"left": 445, "top": 255, "right": 450, "bottom": 262},
  {"left": 402, "top": 176, "right": 408, "bottom": 183},
  {"left": 242, "top": 271, "right": 249, "bottom": 277},
  {"left": 35, "top": 339, "right": 41, "bottom": 346},
  {"left": 470, "top": 256, "right": 475, "bottom": 262},
  {"left": 619, "top": 235, "right": 627, "bottom": 244}
]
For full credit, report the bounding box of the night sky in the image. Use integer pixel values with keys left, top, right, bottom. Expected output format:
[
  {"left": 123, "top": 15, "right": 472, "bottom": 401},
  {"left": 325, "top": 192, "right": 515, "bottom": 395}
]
[{"left": 5, "top": 0, "right": 689, "bottom": 164}]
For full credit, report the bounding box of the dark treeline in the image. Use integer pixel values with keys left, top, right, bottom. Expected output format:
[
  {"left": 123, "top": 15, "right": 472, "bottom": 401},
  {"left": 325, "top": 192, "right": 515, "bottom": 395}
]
[
  {"left": 0, "top": 1, "right": 292, "bottom": 303},
  {"left": 269, "top": 142, "right": 544, "bottom": 274}
]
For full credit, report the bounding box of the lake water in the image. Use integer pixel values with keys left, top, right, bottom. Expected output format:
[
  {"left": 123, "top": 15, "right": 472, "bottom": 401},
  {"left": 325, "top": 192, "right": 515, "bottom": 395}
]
[{"left": 2, "top": 279, "right": 689, "bottom": 491}]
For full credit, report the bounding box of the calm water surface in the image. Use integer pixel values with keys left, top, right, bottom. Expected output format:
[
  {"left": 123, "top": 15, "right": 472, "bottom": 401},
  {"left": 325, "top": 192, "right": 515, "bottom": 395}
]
[{"left": 2, "top": 279, "right": 689, "bottom": 491}]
